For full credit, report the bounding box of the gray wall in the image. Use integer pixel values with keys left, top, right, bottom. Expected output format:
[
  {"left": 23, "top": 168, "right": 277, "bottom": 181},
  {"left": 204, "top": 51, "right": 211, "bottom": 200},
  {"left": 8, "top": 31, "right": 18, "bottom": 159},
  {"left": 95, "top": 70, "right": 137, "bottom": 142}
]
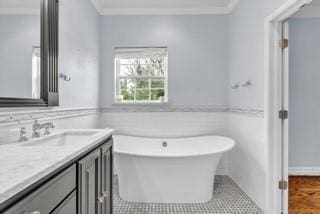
[
  {"left": 0, "top": 15, "right": 40, "bottom": 98},
  {"left": 228, "top": 0, "right": 288, "bottom": 110},
  {"left": 0, "top": 0, "right": 100, "bottom": 109},
  {"left": 289, "top": 18, "right": 320, "bottom": 168},
  {"left": 59, "top": 0, "right": 100, "bottom": 108},
  {"left": 99, "top": 15, "right": 229, "bottom": 108}
]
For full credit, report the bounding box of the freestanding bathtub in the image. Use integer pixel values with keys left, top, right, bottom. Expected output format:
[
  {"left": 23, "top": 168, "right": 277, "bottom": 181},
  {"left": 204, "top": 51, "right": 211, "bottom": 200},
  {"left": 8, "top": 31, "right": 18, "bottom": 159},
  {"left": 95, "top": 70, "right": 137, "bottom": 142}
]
[{"left": 113, "top": 135, "right": 235, "bottom": 203}]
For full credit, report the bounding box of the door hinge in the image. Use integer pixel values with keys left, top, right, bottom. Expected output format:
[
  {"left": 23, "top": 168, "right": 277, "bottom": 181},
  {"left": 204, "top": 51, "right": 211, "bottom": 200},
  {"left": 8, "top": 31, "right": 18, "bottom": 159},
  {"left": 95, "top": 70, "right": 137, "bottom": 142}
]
[
  {"left": 279, "top": 38, "right": 289, "bottom": 49},
  {"left": 279, "top": 110, "right": 288, "bottom": 120},
  {"left": 279, "top": 180, "right": 288, "bottom": 190}
]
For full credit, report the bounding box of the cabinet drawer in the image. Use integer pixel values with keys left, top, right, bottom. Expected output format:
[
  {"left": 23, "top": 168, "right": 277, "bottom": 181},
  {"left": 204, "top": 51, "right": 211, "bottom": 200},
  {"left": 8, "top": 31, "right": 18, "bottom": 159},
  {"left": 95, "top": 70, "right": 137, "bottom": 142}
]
[
  {"left": 51, "top": 190, "right": 77, "bottom": 214},
  {"left": 4, "top": 164, "right": 76, "bottom": 214}
]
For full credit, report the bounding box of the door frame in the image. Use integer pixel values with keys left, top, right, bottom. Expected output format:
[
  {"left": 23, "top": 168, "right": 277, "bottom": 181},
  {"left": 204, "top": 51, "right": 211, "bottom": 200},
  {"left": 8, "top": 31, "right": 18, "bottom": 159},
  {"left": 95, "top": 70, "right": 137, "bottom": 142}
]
[{"left": 264, "top": 0, "right": 312, "bottom": 213}]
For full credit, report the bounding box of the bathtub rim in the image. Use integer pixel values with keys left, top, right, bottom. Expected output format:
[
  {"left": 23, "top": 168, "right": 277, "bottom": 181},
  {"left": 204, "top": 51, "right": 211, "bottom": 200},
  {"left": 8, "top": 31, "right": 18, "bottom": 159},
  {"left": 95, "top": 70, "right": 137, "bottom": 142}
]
[{"left": 113, "top": 134, "right": 235, "bottom": 158}]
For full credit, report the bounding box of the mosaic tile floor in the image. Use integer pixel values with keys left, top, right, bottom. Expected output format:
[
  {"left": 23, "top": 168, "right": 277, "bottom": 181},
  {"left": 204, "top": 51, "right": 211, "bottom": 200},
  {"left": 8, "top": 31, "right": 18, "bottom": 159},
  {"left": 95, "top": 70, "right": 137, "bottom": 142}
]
[{"left": 113, "top": 176, "right": 264, "bottom": 214}]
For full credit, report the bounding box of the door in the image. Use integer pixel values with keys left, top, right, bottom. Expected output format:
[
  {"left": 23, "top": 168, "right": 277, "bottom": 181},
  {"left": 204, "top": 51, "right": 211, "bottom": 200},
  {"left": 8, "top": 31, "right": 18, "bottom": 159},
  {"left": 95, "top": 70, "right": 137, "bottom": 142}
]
[
  {"left": 101, "top": 144, "right": 113, "bottom": 214},
  {"left": 281, "top": 20, "right": 290, "bottom": 214},
  {"left": 78, "top": 148, "right": 102, "bottom": 214}
]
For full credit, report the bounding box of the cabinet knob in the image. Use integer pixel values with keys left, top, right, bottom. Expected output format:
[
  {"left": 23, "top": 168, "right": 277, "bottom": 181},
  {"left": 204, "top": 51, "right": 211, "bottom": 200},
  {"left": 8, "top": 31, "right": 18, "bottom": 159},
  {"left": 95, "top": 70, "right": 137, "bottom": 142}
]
[
  {"left": 98, "top": 195, "right": 105, "bottom": 204},
  {"left": 102, "top": 191, "right": 108, "bottom": 198},
  {"left": 24, "top": 211, "right": 41, "bottom": 214}
]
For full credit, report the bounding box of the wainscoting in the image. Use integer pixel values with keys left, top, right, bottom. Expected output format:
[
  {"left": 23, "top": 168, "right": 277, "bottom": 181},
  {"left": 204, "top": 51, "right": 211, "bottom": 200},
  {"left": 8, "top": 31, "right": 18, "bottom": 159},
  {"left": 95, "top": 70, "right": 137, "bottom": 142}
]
[{"left": 0, "top": 107, "right": 266, "bottom": 212}]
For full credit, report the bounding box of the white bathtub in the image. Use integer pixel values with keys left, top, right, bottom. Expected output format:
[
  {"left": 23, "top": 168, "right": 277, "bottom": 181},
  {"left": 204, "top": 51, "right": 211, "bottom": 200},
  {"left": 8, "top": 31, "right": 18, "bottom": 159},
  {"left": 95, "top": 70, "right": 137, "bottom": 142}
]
[{"left": 113, "top": 135, "right": 235, "bottom": 203}]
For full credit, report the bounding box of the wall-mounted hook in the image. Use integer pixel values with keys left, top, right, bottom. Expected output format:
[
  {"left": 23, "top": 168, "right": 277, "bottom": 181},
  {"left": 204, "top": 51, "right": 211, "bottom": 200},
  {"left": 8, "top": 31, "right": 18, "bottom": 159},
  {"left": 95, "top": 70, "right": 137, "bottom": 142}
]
[
  {"left": 242, "top": 80, "right": 251, "bottom": 87},
  {"left": 59, "top": 73, "right": 71, "bottom": 81},
  {"left": 231, "top": 83, "right": 239, "bottom": 89}
]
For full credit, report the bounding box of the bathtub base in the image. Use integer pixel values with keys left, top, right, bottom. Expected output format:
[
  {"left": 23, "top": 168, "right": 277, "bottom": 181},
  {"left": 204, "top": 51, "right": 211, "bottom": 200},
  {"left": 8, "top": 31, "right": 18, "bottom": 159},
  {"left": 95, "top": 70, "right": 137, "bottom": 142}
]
[{"left": 116, "top": 154, "right": 221, "bottom": 203}]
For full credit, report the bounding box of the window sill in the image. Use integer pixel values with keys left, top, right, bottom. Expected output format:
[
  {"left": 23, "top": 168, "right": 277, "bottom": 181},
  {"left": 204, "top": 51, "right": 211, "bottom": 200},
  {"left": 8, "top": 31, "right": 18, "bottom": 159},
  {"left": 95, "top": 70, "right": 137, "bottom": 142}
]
[{"left": 112, "top": 102, "right": 170, "bottom": 107}]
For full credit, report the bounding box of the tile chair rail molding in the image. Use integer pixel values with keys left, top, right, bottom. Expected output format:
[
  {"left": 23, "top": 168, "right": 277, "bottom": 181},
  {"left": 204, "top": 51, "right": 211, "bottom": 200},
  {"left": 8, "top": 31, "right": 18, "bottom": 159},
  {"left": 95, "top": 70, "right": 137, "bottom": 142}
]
[{"left": 0, "top": 107, "right": 264, "bottom": 126}]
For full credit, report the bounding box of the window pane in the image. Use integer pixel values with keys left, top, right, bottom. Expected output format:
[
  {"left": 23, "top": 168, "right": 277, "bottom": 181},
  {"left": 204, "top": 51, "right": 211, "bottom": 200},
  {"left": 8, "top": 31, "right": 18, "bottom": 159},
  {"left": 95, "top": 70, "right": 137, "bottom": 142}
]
[
  {"left": 136, "top": 65, "right": 150, "bottom": 76},
  {"left": 136, "top": 79, "right": 149, "bottom": 89},
  {"left": 150, "top": 68, "right": 165, "bottom": 76},
  {"left": 136, "top": 89, "right": 149, "bottom": 100},
  {"left": 120, "top": 65, "right": 136, "bottom": 76},
  {"left": 151, "top": 79, "right": 164, "bottom": 88},
  {"left": 139, "top": 57, "right": 163, "bottom": 64},
  {"left": 121, "top": 89, "right": 134, "bottom": 101},
  {"left": 151, "top": 89, "right": 165, "bottom": 100},
  {"left": 120, "top": 79, "right": 135, "bottom": 90},
  {"left": 119, "top": 59, "right": 138, "bottom": 65}
]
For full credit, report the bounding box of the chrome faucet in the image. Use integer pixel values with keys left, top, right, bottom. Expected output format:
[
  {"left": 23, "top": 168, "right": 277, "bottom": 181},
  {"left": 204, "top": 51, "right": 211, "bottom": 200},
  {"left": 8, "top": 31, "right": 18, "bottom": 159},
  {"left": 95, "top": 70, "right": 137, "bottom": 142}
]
[
  {"left": 19, "top": 127, "right": 28, "bottom": 142},
  {"left": 32, "top": 120, "right": 55, "bottom": 138}
]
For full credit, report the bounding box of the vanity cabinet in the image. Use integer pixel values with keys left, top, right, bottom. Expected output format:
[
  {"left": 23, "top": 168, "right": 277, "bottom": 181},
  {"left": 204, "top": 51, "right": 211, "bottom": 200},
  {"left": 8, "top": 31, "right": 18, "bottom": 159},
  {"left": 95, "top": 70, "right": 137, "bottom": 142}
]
[
  {"left": 1, "top": 138, "right": 113, "bottom": 214},
  {"left": 3, "top": 164, "right": 77, "bottom": 214},
  {"left": 78, "top": 140, "right": 113, "bottom": 214}
]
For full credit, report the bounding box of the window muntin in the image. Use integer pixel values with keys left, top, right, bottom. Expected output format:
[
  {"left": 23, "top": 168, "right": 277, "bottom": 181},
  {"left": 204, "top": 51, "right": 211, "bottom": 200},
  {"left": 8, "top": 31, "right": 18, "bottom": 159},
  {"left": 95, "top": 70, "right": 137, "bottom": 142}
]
[{"left": 115, "top": 48, "right": 168, "bottom": 103}]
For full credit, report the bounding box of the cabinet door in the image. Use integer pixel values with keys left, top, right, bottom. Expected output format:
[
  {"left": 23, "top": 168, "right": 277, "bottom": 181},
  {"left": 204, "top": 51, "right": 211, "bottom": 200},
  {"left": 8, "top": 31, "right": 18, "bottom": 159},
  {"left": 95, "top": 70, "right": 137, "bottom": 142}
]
[
  {"left": 51, "top": 191, "right": 77, "bottom": 214},
  {"left": 101, "top": 143, "right": 113, "bottom": 214},
  {"left": 78, "top": 149, "right": 102, "bottom": 214}
]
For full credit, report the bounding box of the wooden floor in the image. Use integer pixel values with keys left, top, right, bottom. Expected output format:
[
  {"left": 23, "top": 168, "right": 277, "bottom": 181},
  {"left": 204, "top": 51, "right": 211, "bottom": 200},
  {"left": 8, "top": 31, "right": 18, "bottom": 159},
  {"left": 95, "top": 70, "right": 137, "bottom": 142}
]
[{"left": 289, "top": 176, "right": 320, "bottom": 214}]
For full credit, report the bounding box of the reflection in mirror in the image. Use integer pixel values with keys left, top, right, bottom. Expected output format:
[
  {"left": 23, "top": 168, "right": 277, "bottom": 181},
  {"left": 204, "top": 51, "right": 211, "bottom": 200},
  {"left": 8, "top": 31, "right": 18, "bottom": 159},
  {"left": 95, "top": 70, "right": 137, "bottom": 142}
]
[{"left": 0, "top": 0, "right": 41, "bottom": 99}]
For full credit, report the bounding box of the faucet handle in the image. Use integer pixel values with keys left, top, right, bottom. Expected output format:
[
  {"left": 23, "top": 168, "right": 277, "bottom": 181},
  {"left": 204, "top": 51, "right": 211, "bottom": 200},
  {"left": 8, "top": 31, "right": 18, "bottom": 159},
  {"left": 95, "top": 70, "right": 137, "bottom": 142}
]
[
  {"left": 20, "top": 127, "right": 28, "bottom": 142},
  {"left": 20, "top": 127, "right": 27, "bottom": 134}
]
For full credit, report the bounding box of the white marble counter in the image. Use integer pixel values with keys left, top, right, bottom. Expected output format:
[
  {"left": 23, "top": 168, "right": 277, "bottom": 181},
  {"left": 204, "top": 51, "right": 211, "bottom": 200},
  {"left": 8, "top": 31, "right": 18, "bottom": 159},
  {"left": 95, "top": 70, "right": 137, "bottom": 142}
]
[{"left": 0, "top": 128, "right": 114, "bottom": 206}]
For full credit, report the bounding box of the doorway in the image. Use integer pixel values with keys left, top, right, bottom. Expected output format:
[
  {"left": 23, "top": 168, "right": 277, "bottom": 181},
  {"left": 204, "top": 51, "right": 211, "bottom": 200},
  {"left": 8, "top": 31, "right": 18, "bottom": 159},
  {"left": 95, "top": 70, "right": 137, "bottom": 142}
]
[{"left": 266, "top": 0, "right": 319, "bottom": 213}]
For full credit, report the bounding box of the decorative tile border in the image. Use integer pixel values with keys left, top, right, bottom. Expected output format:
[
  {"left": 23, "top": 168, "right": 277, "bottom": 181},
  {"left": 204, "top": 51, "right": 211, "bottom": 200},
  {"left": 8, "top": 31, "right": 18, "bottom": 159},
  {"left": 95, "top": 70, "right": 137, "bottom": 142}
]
[
  {"left": 101, "top": 106, "right": 229, "bottom": 113},
  {"left": 229, "top": 108, "right": 265, "bottom": 117},
  {"left": 0, "top": 106, "right": 264, "bottom": 125},
  {"left": 101, "top": 107, "right": 265, "bottom": 117},
  {"left": 0, "top": 108, "right": 100, "bottom": 125}
]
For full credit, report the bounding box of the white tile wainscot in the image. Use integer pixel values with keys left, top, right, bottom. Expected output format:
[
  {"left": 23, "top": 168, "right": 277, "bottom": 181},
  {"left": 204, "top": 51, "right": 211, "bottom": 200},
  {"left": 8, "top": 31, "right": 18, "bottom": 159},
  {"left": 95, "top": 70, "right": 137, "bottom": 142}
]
[
  {"left": 99, "top": 110, "right": 229, "bottom": 175},
  {"left": 227, "top": 112, "right": 266, "bottom": 211},
  {"left": 0, "top": 108, "right": 100, "bottom": 145}
]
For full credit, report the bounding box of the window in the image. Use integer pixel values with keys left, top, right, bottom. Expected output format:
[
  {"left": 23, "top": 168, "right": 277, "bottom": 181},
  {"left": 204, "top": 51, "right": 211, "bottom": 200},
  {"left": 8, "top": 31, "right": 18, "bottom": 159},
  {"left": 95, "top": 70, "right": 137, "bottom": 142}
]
[{"left": 115, "top": 47, "right": 168, "bottom": 104}]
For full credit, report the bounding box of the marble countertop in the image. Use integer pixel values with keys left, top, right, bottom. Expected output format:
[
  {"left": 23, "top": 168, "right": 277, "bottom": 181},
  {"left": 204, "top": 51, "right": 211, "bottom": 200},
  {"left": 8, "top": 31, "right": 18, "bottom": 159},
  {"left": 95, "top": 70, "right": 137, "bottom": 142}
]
[{"left": 0, "top": 128, "right": 114, "bottom": 206}]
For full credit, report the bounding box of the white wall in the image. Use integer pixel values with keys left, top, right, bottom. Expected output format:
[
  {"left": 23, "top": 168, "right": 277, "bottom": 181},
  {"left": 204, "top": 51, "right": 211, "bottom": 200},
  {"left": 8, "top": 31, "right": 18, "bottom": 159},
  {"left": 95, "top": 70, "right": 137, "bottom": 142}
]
[
  {"left": 227, "top": 0, "right": 288, "bottom": 211},
  {"left": 0, "top": 15, "right": 40, "bottom": 98},
  {"left": 99, "top": 15, "right": 229, "bottom": 108},
  {"left": 289, "top": 18, "right": 320, "bottom": 169},
  {"left": 227, "top": 113, "right": 265, "bottom": 210},
  {"left": 59, "top": 0, "right": 100, "bottom": 108}
]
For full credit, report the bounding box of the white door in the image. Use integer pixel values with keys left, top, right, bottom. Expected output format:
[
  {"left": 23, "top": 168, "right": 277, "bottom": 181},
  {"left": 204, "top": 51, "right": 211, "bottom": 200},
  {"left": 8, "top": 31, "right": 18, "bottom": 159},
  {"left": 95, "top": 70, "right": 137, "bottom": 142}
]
[{"left": 281, "top": 20, "right": 290, "bottom": 214}]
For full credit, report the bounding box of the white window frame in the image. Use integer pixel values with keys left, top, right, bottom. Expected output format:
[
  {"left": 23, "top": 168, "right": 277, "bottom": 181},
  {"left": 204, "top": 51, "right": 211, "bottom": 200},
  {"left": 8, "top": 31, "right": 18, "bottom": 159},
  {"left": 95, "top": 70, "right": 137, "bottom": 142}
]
[{"left": 114, "top": 47, "right": 168, "bottom": 104}]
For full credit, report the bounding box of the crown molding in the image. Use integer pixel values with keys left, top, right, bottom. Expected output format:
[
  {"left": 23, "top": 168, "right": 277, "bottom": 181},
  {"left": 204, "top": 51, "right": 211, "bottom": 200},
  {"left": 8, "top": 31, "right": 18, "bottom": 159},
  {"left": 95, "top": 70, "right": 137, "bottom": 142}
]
[
  {"left": 90, "top": 0, "right": 104, "bottom": 14},
  {"left": 227, "top": 0, "right": 240, "bottom": 13},
  {"left": 90, "top": 0, "right": 240, "bottom": 15},
  {"left": 100, "top": 7, "right": 230, "bottom": 15},
  {"left": 0, "top": 8, "right": 40, "bottom": 15}
]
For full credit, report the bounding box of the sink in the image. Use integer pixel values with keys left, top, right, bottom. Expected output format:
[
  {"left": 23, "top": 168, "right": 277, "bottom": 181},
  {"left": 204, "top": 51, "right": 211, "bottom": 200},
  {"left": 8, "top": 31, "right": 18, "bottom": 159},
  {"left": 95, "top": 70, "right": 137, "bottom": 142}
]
[{"left": 22, "top": 130, "right": 100, "bottom": 147}]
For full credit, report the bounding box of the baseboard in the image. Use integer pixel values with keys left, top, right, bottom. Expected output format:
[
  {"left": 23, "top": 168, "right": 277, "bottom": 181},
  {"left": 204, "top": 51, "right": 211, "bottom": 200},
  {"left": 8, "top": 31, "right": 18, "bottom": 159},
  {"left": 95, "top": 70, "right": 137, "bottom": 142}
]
[
  {"left": 289, "top": 167, "right": 320, "bottom": 176},
  {"left": 216, "top": 168, "right": 228, "bottom": 175}
]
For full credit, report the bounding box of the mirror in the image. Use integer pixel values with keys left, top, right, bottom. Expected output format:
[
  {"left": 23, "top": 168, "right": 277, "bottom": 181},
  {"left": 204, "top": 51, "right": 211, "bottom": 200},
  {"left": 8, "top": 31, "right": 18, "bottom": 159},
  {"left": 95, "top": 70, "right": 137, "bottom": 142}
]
[
  {"left": 0, "top": 0, "right": 41, "bottom": 99},
  {"left": 0, "top": 0, "right": 59, "bottom": 107}
]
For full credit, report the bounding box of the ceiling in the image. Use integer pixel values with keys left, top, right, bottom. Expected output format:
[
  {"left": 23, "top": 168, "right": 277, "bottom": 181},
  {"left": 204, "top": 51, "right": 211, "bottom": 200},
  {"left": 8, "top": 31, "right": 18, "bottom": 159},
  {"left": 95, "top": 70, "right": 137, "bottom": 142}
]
[
  {"left": 0, "top": 0, "right": 239, "bottom": 15},
  {"left": 91, "top": 0, "right": 239, "bottom": 15},
  {"left": 292, "top": 0, "right": 320, "bottom": 18}
]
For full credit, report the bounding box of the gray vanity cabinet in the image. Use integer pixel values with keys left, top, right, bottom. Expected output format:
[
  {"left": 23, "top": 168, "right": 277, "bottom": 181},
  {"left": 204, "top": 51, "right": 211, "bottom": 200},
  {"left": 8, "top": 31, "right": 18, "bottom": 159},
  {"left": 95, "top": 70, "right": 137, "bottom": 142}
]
[
  {"left": 3, "top": 165, "right": 77, "bottom": 214},
  {"left": 1, "top": 139, "right": 113, "bottom": 214},
  {"left": 78, "top": 140, "right": 113, "bottom": 214},
  {"left": 78, "top": 148, "right": 102, "bottom": 214},
  {"left": 101, "top": 144, "right": 113, "bottom": 214},
  {"left": 51, "top": 191, "right": 77, "bottom": 214}
]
